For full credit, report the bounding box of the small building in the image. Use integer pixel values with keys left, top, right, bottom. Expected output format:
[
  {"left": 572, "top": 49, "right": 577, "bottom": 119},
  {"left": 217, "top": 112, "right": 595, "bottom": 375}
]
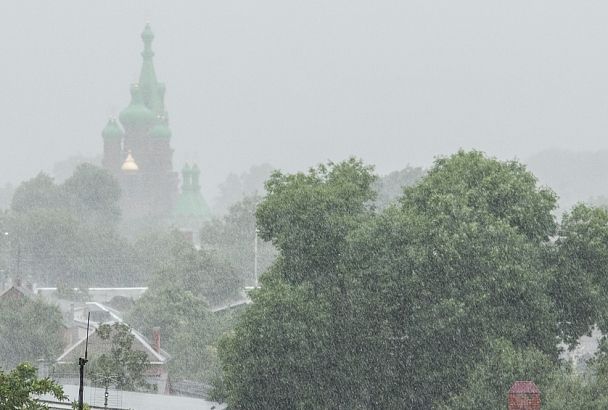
[
  {"left": 508, "top": 381, "right": 541, "bottom": 410},
  {"left": 39, "top": 384, "right": 225, "bottom": 410},
  {"left": 55, "top": 303, "right": 171, "bottom": 394},
  {"left": 0, "top": 279, "right": 33, "bottom": 301}
]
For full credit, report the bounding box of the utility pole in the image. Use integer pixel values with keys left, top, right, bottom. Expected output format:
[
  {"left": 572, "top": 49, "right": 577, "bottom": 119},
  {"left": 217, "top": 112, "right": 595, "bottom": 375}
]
[
  {"left": 16, "top": 242, "right": 20, "bottom": 278},
  {"left": 78, "top": 313, "right": 91, "bottom": 410},
  {"left": 254, "top": 228, "right": 259, "bottom": 287}
]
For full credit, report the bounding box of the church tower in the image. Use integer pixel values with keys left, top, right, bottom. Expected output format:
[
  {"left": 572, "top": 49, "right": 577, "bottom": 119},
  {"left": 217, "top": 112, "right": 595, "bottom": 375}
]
[
  {"left": 173, "top": 163, "right": 212, "bottom": 238},
  {"left": 101, "top": 24, "right": 178, "bottom": 220}
]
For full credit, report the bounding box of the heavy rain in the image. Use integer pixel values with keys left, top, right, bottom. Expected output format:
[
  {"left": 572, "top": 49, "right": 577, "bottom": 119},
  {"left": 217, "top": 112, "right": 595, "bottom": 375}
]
[{"left": 2, "top": 2, "right": 608, "bottom": 409}]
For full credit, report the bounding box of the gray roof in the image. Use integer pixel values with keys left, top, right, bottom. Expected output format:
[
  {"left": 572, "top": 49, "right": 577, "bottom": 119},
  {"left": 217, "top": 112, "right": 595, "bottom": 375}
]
[
  {"left": 39, "top": 384, "right": 226, "bottom": 410},
  {"left": 56, "top": 302, "right": 170, "bottom": 364}
]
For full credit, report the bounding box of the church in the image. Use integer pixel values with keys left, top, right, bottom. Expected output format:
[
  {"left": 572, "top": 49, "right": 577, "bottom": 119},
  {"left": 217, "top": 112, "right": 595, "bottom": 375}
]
[{"left": 101, "top": 24, "right": 210, "bottom": 231}]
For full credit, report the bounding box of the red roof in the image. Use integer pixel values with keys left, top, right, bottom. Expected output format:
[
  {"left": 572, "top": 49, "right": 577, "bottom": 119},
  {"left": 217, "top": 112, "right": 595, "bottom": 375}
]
[{"left": 508, "top": 381, "right": 540, "bottom": 395}]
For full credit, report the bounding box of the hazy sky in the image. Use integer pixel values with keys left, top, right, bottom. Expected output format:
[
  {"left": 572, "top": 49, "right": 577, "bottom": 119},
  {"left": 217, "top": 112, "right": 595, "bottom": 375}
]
[{"left": 2, "top": 1, "right": 608, "bottom": 195}]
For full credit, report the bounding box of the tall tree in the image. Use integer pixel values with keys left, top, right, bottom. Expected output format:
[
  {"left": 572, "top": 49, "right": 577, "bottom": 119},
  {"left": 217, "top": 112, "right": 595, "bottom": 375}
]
[
  {"left": 142, "top": 230, "right": 244, "bottom": 307},
  {"left": 11, "top": 173, "right": 61, "bottom": 214},
  {"left": 200, "top": 195, "right": 276, "bottom": 286},
  {"left": 550, "top": 204, "right": 608, "bottom": 344},
  {"left": 90, "top": 323, "right": 150, "bottom": 392},
  {"left": 256, "top": 158, "right": 376, "bottom": 289},
  {"left": 0, "top": 296, "right": 64, "bottom": 369},
  {"left": 61, "top": 163, "right": 121, "bottom": 225},
  {"left": 218, "top": 152, "right": 590, "bottom": 409},
  {"left": 128, "top": 286, "right": 215, "bottom": 381},
  {"left": 6, "top": 164, "right": 130, "bottom": 287},
  {"left": 220, "top": 158, "right": 376, "bottom": 409}
]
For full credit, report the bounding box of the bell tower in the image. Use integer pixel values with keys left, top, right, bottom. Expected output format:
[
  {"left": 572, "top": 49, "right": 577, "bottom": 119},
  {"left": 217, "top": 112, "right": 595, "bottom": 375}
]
[{"left": 101, "top": 24, "right": 178, "bottom": 220}]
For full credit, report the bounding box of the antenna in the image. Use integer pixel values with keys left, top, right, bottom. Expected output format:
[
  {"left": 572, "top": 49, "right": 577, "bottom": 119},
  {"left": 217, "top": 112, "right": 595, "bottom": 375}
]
[
  {"left": 84, "top": 313, "right": 90, "bottom": 360},
  {"left": 78, "top": 312, "right": 91, "bottom": 410}
]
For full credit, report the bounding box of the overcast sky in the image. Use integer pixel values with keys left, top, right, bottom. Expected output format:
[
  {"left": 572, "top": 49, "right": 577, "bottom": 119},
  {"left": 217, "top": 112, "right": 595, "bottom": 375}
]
[{"left": 2, "top": 1, "right": 608, "bottom": 194}]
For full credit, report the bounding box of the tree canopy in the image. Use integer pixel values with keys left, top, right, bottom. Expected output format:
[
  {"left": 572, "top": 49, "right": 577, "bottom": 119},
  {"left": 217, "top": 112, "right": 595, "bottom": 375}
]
[
  {"left": 90, "top": 323, "right": 150, "bottom": 391},
  {"left": 218, "top": 151, "right": 606, "bottom": 408},
  {"left": 0, "top": 363, "right": 66, "bottom": 409},
  {"left": 0, "top": 296, "right": 64, "bottom": 370},
  {"left": 3, "top": 165, "right": 147, "bottom": 287},
  {"left": 200, "top": 195, "right": 276, "bottom": 287}
]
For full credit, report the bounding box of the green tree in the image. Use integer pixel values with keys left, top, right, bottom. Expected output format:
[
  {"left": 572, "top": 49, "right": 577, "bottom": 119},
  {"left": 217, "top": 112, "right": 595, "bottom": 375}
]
[
  {"left": 218, "top": 280, "right": 335, "bottom": 408},
  {"left": 90, "top": 323, "right": 150, "bottom": 392},
  {"left": 200, "top": 195, "right": 276, "bottom": 286},
  {"left": 0, "top": 363, "right": 66, "bottom": 409},
  {"left": 9, "top": 208, "right": 80, "bottom": 285},
  {"left": 256, "top": 158, "right": 376, "bottom": 289},
  {"left": 219, "top": 158, "right": 376, "bottom": 409},
  {"left": 436, "top": 339, "right": 555, "bottom": 410},
  {"left": 552, "top": 204, "right": 608, "bottom": 342},
  {"left": 128, "top": 286, "right": 223, "bottom": 381},
  {"left": 0, "top": 296, "right": 64, "bottom": 369},
  {"left": 146, "top": 232, "right": 243, "bottom": 307},
  {"left": 399, "top": 150, "right": 557, "bottom": 242},
  {"left": 7, "top": 164, "right": 127, "bottom": 287},
  {"left": 219, "top": 152, "right": 587, "bottom": 409},
  {"left": 341, "top": 151, "right": 561, "bottom": 406},
  {"left": 11, "top": 173, "right": 61, "bottom": 214},
  {"left": 61, "top": 163, "right": 121, "bottom": 225}
]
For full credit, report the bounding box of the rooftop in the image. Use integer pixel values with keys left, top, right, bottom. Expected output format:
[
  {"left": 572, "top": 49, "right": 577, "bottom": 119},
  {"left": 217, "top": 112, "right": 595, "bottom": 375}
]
[
  {"left": 39, "top": 384, "right": 226, "bottom": 410},
  {"left": 508, "top": 381, "right": 540, "bottom": 395}
]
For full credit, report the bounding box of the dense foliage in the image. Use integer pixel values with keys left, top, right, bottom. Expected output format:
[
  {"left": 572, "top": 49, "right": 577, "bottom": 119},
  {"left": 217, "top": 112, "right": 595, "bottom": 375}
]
[
  {"left": 0, "top": 296, "right": 63, "bottom": 369},
  {"left": 5, "top": 164, "right": 134, "bottom": 287},
  {"left": 218, "top": 151, "right": 608, "bottom": 408},
  {"left": 0, "top": 363, "right": 66, "bottom": 409},
  {"left": 200, "top": 195, "right": 276, "bottom": 287},
  {"left": 143, "top": 230, "right": 243, "bottom": 307},
  {"left": 127, "top": 228, "right": 248, "bottom": 386},
  {"left": 89, "top": 323, "right": 150, "bottom": 391},
  {"left": 128, "top": 286, "right": 219, "bottom": 382}
]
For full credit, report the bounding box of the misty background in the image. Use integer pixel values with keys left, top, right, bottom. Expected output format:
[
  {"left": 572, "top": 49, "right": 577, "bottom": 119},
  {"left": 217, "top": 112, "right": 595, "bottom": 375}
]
[{"left": 2, "top": 1, "right": 608, "bottom": 207}]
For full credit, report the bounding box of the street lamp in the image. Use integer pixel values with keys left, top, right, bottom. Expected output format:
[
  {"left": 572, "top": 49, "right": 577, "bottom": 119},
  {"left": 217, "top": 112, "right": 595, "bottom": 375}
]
[
  {"left": 104, "top": 387, "right": 109, "bottom": 408},
  {"left": 100, "top": 374, "right": 119, "bottom": 409}
]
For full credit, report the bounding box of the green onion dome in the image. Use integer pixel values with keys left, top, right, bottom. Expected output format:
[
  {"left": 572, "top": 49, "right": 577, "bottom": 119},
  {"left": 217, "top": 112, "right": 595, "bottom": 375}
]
[
  {"left": 101, "top": 118, "right": 124, "bottom": 140},
  {"left": 119, "top": 84, "right": 154, "bottom": 130},
  {"left": 173, "top": 162, "right": 211, "bottom": 221},
  {"left": 149, "top": 115, "right": 172, "bottom": 139}
]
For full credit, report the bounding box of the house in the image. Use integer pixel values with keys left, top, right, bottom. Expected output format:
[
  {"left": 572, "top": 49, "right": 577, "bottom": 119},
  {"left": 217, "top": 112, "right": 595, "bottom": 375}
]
[
  {"left": 39, "top": 384, "right": 225, "bottom": 410},
  {"left": 55, "top": 302, "right": 172, "bottom": 394},
  {"left": 0, "top": 279, "right": 33, "bottom": 301}
]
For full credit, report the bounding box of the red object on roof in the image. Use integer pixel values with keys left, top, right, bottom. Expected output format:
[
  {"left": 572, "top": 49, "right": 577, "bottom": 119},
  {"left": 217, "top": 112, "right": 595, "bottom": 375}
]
[{"left": 509, "top": 381, "right": 540, "bottom": 395}]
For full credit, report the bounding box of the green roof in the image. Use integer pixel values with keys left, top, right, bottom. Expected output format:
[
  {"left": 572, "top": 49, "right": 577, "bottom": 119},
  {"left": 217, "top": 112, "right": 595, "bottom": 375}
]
[
  {"left": 119, "top": 84, "right": 154, "bottom": 129},
  {"left": 173, "top": 190, "right": 211, "bottom": 220},
  {"left": 119, "top": 24, "right": 168, "bottom": 132},
  {"left": 150, "top": 118, "right": 172, "bottom": 139},
  {"left": 173, "top": 163, "right": 211, "bottom": 220},
  {"left": 101, "top": 118, "right": 124, "bottom": 140}
]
